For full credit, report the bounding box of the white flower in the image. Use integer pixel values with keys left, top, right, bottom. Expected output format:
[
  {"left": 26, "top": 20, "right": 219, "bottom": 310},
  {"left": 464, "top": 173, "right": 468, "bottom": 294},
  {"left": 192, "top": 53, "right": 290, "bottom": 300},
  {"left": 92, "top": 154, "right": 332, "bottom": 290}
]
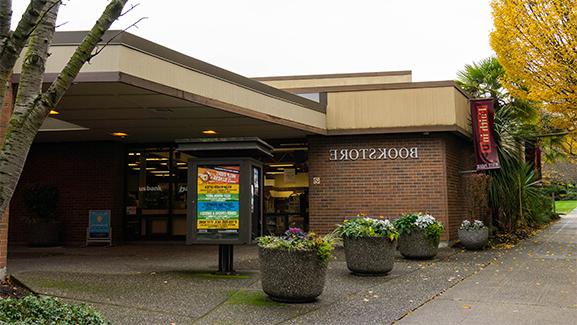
[
  {"left": 415, "top": 214, "right": 436, "bottom": 229},
  {"left": 460, "top": 219, "right": 486, "bottom": 230}
]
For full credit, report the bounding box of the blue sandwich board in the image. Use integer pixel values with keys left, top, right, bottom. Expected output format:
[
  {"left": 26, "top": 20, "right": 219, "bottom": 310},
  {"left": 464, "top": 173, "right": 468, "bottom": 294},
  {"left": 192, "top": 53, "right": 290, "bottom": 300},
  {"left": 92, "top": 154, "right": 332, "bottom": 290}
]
[{"left": 86, "top": 210, "right": 112, "bottom": 245}]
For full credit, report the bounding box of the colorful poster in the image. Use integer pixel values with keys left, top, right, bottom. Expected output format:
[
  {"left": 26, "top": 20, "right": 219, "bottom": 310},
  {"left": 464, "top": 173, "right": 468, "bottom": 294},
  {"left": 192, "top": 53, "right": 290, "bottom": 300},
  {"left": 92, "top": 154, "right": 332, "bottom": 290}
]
[
  {"left": 471, "top": 99, "right": 500, "bottom": 170},
  {"left": 197, "top": 166, "right": 240, "bottom": 230}
]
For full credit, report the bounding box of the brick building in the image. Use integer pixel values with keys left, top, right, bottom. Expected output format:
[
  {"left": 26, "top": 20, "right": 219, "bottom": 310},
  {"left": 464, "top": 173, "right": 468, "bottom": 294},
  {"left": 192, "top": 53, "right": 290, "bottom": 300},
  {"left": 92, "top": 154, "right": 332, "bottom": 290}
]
[{"left": 8, "top": 31, "right": 474, "bottom": 248}]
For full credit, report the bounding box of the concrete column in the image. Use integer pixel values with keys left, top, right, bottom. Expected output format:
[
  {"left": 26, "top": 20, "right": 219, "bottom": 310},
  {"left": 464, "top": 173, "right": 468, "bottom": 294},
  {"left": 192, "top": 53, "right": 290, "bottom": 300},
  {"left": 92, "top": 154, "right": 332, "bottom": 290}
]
[{"left": 0, "top": 80, "right": 14, "bottom": 279}]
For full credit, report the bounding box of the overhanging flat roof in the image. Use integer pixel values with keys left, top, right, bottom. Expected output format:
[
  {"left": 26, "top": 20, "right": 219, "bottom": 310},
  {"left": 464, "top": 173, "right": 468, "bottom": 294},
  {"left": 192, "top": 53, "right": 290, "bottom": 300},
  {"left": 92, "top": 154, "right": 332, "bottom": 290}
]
[
  {"left": 11, "top": 31, "right": 472, "bottom": 142},
  {"left": 12, "top": 31, "right": 328, "bottom": 142}
]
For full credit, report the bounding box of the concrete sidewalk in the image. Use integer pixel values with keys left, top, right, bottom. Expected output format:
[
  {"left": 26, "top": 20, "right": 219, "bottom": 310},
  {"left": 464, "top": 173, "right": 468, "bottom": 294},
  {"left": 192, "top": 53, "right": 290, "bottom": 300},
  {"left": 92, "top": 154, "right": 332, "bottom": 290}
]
[
  {"left": 397, "top": 212, "right": 577, "bottom": 325},
  {"left": 8, "top": 242, "right": 500, "bottom": 325},
  {"left": 8, "top": 215, "right": 575, "bottom": 325}
]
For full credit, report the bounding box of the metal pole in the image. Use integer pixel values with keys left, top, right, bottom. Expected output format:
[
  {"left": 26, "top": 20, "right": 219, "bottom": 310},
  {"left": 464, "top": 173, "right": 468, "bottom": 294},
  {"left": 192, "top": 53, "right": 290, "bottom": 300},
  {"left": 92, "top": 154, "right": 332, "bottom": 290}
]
[{"left": 217, "top": 244, "right": 235, "bottom": 275}]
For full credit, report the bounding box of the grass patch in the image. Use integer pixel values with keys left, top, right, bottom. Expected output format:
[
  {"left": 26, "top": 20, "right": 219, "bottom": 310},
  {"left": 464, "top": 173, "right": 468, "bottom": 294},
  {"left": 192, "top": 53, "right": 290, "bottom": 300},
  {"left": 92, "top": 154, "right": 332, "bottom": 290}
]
[
  {"left": 227, "top": 290, "right": 280, "bottom": 307},
  {"left": 555, "top": 200, "right": 577, "bottom": 214}
]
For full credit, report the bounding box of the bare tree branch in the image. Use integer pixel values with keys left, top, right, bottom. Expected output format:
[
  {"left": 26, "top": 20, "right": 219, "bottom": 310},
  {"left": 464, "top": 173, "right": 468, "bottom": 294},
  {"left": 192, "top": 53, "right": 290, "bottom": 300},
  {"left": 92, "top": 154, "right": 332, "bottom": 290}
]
[
  {"left": 90, "top": 16, "right": 147, "bottom": 60},
  {"left": 120, "top": 3, "right": 139, "bottom": 17}
]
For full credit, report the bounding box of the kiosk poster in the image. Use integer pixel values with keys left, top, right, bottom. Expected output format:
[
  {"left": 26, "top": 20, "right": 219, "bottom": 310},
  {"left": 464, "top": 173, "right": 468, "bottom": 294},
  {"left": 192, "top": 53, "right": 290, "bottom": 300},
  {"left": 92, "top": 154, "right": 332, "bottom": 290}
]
[{"left": 197, "top": 166, "right": 240, "bottom": 230}]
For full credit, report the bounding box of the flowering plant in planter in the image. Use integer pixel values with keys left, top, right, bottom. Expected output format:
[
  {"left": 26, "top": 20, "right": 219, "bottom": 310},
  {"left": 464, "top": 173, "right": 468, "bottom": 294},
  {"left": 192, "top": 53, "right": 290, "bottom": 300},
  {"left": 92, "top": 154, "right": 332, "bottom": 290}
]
[
  {"left": 257, "top": 228, "right": 335, "bottom": 302},
  {"left": 335, "top": 216, "right": 399, "bottom": 275},
  {"left": 257, "top": 228, "right": 334, "bottom": 264},
  {"left": 335, "top": 216, "right": 399, "bottom": 241},
  {"left": 458, "top": 219, "right": 489, "bottom": 250},
  {"left": 394, "top": 212, "right": 445, "bottom": 241},
  {"left": 394, "top": 212, "right": 445, "bottom": 259},
  {"left": 459, "top": 219, "right": 487, "bottom": 231}
]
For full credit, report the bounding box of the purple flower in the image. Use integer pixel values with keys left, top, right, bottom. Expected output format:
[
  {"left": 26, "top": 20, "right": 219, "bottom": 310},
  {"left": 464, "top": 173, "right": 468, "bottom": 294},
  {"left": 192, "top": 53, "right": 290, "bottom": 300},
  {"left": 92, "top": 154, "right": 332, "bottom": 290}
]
[
  {"left": 282, "top": 227, "right": 307, "bottom": 240},
  {"left": 288, "top": 227, "right": 303, "bottom": 234}
]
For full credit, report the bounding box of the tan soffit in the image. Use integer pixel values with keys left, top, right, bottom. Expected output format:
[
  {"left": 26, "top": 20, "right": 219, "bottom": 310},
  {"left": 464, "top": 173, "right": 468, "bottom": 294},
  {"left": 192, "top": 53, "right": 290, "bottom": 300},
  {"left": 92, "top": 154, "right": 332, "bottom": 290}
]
[
  {"left": 326, "top": 86, "right": 472, "bottom": 137},
  {"left": 14, "top": 44, "right": 327, "bottom": 134},
  {"left": 256, "top": 72, "right": 413, "bottom": 91}
]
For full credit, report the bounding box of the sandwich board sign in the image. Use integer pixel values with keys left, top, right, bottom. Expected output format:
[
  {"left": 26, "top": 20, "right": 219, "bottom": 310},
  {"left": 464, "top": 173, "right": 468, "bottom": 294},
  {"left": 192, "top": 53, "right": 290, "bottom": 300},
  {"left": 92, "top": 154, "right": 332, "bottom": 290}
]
[{"left": 86, "top": 210, "right": 112, "bottom": 245}]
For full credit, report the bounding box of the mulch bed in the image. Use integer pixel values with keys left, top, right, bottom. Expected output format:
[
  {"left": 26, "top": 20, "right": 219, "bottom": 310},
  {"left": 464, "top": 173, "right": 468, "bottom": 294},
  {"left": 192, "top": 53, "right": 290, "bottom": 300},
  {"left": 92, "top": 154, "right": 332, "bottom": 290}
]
[
  {"left": 489, "top": 223, "right": 552, "bottom": 249},
  {"left": 0, "top": 277, "right": 31, "bottom": 299}
]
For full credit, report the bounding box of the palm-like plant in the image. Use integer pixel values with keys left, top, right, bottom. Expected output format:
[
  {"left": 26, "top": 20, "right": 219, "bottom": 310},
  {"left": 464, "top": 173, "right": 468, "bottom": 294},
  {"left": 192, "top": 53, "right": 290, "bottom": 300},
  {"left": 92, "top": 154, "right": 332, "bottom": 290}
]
[{"left": 457, "top": 57, "right": 554, "bottom": 231}]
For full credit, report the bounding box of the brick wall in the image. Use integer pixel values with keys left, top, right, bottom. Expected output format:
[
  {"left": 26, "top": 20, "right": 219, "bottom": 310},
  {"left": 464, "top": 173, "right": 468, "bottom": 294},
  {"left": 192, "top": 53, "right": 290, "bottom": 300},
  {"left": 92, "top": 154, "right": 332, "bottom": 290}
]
[
  {"left": 444, "top": 135, "right": 475, "bottom": 240},
  {"left": 9, "top": 142, "right": 125, "bottom": 245},
  {"left": 307, "top": 133, "right": 474, "bottom": 241},
  {"left": 0, "top": 81, "right": 14, "bottom": 277}
]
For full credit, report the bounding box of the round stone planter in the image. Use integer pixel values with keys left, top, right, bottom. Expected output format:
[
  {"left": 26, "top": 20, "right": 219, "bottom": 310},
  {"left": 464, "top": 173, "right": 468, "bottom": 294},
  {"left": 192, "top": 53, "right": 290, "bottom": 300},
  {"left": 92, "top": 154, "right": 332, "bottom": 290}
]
[
  {"left": 259, "top": 247, "right": 327, "bottom": 303},
  {"left": 458, "top": 228, "right": 489, "bottom": 250},
  {"left": 398, "top": 229, "right": 439, "bottom": 259},
  {"left": 343, "top": 236, "right": 396, "bottom": 276}
]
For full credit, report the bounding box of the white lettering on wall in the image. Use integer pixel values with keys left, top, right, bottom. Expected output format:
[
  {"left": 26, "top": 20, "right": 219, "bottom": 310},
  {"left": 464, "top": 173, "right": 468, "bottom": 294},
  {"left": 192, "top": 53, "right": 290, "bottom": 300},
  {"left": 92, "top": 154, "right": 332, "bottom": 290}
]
[
  {"left": 138, "top": 185, "right": 162, "bottom": 192},
  {"left": 328, "top": 147, "right": 419, "bottom": 161}
]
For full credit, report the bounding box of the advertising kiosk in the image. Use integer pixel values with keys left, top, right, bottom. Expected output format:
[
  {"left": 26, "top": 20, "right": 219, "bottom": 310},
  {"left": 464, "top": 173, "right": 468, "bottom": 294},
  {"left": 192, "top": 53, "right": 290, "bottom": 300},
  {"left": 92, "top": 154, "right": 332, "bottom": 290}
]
[{"left": 176, "top": 138, "right": 272, "bottom": 274}]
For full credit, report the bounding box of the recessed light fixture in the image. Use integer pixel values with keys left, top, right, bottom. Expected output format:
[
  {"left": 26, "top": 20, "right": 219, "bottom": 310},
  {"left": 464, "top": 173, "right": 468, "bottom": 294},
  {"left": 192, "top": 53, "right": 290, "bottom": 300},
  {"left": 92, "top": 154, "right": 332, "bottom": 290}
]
[
  {"left": 268, "top": 163, "right": 294, "bottom": 168},
  {"left": 49, "top": 110, "right": 59, "bottom": 115},
  {"left": 202, "top": 130, "right": 218, "bottom": 135},
  {"left": 111, "top": 132, "right": 128, "bottom": 137}
]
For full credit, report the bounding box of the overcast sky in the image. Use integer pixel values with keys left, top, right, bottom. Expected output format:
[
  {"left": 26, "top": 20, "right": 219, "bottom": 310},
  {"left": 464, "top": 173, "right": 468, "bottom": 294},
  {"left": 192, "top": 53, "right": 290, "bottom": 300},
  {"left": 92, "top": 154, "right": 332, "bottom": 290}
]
[{"left": 12, "top": 0, "right": 494, "bottom": 81}]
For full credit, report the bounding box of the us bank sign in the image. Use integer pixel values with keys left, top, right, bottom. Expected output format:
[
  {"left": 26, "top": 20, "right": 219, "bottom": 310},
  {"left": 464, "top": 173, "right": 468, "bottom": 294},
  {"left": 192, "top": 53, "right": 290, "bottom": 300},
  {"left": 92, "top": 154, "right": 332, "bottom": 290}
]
[{"left": 329, "top": 147, "right": 419, "bottom": 161}]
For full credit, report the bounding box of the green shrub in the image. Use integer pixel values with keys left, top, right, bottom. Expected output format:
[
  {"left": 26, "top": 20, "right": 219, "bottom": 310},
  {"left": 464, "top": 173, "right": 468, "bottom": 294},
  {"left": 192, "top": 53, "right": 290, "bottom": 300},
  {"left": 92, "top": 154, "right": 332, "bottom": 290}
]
[
  {"left": 334, "top": 216, "right": 399, "bottom": 241},
  {"left": 23, "top": 184, "right": 59, "bottom": 223},
  {"left": 0, "top": 295, "right": 110, "bottom": 325}
]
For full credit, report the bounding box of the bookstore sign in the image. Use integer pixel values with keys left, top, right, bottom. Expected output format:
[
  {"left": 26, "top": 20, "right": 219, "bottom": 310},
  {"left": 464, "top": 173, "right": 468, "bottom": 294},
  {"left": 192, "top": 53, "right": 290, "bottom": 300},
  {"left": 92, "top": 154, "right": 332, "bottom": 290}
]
[{"left": 329, "top": 147, "right": 419, "bottom": 161}]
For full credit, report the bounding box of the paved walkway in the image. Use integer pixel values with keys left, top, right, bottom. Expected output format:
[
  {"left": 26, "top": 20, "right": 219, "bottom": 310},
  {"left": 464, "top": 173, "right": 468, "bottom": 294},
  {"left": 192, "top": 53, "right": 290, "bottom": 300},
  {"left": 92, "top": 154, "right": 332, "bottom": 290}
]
[
  {"left": 9, "top": 243, "right": 499, "bottom": 324},
  {"left": 7, "top": 214, "right": 576, "bottom": 325},
  {"left": 397, "top": 211, "right": 577, "bottom": 325}
]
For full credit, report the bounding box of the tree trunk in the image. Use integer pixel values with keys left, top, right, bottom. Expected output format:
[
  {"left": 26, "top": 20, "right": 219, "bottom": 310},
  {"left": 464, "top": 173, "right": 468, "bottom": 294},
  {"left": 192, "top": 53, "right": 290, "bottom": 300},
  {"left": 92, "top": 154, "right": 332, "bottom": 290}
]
[
  {"left": 0, "top": 0, "right": 128, "bottom": 222},
  {"left": 0, "top": 0, "right": 51, "bottom": 111}
]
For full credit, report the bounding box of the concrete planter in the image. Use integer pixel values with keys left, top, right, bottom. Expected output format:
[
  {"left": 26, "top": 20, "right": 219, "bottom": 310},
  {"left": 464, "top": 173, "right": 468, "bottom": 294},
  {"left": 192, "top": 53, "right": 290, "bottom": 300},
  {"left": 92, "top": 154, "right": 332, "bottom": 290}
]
[
  {"left": 343, "top": 237, "right": 396, "bottom": 275},
  {"left": 259, "top": 247, "right": 327, "bottom": 303},
  {"left": 398, "top": 229, "right": 439, "bottom": 259},
  {"left": 458, "top": 228, "right": 489, "bottom": 250}
]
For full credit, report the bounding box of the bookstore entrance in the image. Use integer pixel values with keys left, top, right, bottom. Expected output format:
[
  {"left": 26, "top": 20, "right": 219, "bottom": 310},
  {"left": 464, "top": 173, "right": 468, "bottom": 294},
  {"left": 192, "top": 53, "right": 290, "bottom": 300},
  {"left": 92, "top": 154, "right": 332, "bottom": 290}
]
[
  {"left": 262, "top": 141, "right": 310, "bottom": 234},
  {"left": 124, "top": 141, "right": 310, "bottom": 240}
]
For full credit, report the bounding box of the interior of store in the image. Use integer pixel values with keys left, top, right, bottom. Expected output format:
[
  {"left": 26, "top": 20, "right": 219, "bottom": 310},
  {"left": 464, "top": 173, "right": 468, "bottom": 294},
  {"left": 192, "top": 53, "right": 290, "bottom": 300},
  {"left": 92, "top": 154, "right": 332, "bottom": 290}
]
[{"left": 124, "top": 141, "right": 309, "bottom": 240}]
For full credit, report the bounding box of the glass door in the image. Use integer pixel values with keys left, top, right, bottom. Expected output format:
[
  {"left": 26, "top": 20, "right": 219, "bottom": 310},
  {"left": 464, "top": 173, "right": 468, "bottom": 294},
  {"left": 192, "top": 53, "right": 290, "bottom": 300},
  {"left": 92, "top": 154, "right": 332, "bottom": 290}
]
[
  {"left": 126, "top": 149, "right": 172, "bottom": 240},
  {"left": 171, "top": 151, "right": 191, "bottom": 238}
]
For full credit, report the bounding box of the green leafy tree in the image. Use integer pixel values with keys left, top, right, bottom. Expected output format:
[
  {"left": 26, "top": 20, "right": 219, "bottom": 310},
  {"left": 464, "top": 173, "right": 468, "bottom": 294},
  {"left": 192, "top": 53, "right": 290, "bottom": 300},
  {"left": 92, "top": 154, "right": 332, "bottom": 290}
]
[
  {"left": 491, "top": 0, "right": 577, "bottom": 157},
  {"left": 456, "top": 57, "right": 554, "bottom": 231}
]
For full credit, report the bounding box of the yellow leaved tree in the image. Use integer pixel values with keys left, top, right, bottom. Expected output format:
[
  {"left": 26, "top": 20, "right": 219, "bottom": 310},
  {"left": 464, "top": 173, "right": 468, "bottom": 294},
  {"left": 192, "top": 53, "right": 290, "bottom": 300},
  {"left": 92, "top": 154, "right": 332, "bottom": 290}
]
[{"left": 490, "top": 0, "right": 577, "bottom": 156}]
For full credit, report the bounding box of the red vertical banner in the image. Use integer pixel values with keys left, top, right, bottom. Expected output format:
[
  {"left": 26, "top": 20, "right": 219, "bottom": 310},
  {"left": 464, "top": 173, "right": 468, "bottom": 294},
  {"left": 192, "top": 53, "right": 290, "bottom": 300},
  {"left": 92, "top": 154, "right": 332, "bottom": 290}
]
[
  {"left": 471, "top": 99, "right": 500, "bottom": 170},
  {"left": 534, "top": 145, "right": 542, "bottom": 180}
]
